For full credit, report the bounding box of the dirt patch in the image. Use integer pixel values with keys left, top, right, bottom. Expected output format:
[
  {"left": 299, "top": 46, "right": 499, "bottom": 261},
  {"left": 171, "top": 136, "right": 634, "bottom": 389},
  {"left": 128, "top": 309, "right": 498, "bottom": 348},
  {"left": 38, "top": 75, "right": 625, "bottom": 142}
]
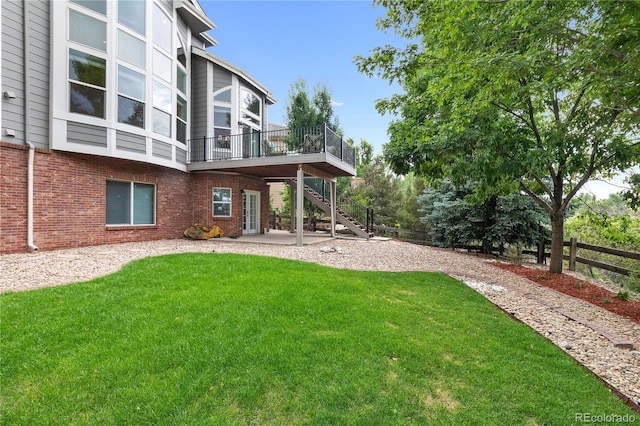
[{"left": 492, "top": 263, "right": 640, "bottom": 325}]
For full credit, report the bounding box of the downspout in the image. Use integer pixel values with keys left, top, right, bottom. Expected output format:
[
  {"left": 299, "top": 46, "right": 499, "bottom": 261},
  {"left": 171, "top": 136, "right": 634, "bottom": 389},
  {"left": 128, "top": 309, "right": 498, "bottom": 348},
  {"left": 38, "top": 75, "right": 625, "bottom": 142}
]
[
  {"left": 24, "top": 2, "right": 38, "bottom": 251},
  {"left": 26, "top": 142, "right": 38, "bottom": 252}
]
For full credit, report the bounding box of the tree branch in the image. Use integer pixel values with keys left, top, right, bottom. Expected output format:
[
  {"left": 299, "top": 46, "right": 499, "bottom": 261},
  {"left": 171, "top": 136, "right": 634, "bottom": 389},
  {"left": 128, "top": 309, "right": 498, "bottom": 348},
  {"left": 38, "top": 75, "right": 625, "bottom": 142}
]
[
  {"left": 567, "top": 80, "right": 588, "bottom": 123},
  {"left": 552, "top": 90, "right": 560, "bottom": 122},
  {"left": 548, "top": 28, "right": 627, "bottom": 61},
  {"left": 522, "top": 83, "right": 558, "bottom": 181},
  {"left": 530, "top": 172, "right": 555, "bottom": 201},
  {"left": 490, "top": 101, "right": 530, "bottom": 128},
  {"left": 562, "top": 150, "right": 597, "bottom": 212},
  {"left": 520, "top": 181, "right": 552, "bottom": 214}
]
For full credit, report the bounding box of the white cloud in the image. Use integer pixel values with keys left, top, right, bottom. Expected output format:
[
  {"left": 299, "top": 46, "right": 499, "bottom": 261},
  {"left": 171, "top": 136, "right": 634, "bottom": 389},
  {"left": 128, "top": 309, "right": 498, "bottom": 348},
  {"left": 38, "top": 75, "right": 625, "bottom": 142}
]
[{"left": 331, "top": 99, "right": 344, "bottom": 107}]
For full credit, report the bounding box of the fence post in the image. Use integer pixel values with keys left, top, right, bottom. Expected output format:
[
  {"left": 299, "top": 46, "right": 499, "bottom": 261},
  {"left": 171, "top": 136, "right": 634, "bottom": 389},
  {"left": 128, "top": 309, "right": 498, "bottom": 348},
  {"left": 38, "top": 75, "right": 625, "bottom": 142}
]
[
  {"left": 537, "top": 239, "right": 545, "bottom": 264},
  {"left": 569, "top": 237, "right": 577, "bottom": 271}
]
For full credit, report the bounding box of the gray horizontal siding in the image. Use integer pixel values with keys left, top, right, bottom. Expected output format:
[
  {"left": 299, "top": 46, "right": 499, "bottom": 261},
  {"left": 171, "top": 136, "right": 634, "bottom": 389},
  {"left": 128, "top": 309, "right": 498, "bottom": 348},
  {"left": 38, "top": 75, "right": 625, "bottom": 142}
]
[
  {"left": 1, "top": 0, "right": 50, "bottom": 149},
  {"left": 68, "top": 122, "right": 107, "bottom": 148},
  {"left": 152, "top": 139, "right": 172, "bottom": 160},
  {"left": 116, "top": 130, "right": 146, "bottom": 153},
  {"left": 176, "top": 147, "right": 187, "bottom": 165},
  {"left": 211, "top": 65, "right": 232, "bottom": 93},
  {"left": 1, "top": 0, "right": 26, "bottom": 144},
  {"left": 26, "top": 0, "right": 51, "bottom": 149},
  {"left": 177, "top": 15, "right": 188, "bottom": 46},
  {"left": 190, "top": 56, "right": 208, "bottom": 139}
]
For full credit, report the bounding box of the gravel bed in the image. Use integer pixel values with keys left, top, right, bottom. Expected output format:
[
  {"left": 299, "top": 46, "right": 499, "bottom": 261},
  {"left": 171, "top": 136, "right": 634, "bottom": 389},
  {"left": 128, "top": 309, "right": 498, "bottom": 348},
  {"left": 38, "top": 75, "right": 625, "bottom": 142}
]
[{"left": 1, "top": 237, "right": 639, "bottom": 408}]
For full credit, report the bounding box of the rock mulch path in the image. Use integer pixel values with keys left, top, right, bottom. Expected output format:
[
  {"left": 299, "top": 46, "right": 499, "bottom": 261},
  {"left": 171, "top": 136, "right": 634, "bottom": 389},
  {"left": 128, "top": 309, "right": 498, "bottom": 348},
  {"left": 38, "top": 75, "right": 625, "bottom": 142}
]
[{"left": 1, "top": 237, "right": 639, "bottom": 410}]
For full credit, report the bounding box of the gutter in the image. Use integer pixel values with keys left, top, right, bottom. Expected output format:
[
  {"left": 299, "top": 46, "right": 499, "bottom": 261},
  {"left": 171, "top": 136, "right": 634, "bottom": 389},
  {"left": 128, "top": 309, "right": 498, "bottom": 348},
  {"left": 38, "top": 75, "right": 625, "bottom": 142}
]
[{"left": 24, "top": 2, "right": 38, "bottom": 252}]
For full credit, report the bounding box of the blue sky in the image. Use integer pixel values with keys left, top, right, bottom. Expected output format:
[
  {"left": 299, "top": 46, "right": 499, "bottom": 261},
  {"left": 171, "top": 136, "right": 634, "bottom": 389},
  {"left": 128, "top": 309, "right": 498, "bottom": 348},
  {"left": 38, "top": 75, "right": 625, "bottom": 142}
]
[
  {"left": 198, "top": 1, "right": 635, "bottom": 199},
  {"left": 199, "top": 0, "right": 403, "bottom": 155}
]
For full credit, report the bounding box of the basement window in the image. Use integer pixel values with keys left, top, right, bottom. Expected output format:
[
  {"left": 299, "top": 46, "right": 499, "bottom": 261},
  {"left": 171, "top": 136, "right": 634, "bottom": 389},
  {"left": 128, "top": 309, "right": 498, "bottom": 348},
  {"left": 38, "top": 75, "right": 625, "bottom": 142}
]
[{"left": 106, "top": 180, "right": 156, "bottom": 225}]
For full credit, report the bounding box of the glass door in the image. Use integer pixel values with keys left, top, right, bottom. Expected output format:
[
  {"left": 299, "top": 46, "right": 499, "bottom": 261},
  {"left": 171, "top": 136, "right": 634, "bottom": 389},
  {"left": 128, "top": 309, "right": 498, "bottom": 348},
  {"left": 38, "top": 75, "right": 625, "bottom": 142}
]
[
  {"left": 242, "top": 190, "right": 260, "bottom": 234},
  {"left": 242, "top": 125, "right": 260, "bottom": 158}
]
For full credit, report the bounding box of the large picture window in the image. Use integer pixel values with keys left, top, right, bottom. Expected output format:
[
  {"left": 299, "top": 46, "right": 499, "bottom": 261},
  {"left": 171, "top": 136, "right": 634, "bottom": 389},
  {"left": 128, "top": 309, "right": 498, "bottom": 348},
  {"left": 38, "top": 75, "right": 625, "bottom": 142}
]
[
  {"left": 213, "top": 88, "right": 232, "bottom": 149},
  {"left": 106, "top": 180, "right": 155, "bottom": 225},
  {"left": 240, "top": 88, "right": 261, "bottom": 129},
  {"left": 153, "top": 4, "right": 172, "bottom": 53},
  {"left": 59, "top": 0, "right": 191, "bottom": 154},
  {"left": 213, "top": 188, "right": 232, "bottom": 217}
]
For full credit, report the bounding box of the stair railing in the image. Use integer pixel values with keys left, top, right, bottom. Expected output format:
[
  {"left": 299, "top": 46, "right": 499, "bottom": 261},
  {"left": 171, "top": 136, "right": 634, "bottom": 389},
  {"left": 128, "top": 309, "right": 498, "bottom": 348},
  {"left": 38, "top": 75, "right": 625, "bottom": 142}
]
[{"left": 304, "top": 178, "right": 374, "bottom": 234}]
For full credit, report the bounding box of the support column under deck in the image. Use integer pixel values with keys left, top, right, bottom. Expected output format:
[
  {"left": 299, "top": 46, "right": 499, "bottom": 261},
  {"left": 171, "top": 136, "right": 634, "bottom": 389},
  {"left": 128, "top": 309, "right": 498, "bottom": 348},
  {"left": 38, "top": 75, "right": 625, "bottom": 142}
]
[
  {"left": 296, "top": 166, "right": 304, "bottom": 247},
  {"left": 289, "top": 180, "right": 296, "bottom": 234},
  {"left": 330, "top": 180, "right": 337, "bottom": 237}
]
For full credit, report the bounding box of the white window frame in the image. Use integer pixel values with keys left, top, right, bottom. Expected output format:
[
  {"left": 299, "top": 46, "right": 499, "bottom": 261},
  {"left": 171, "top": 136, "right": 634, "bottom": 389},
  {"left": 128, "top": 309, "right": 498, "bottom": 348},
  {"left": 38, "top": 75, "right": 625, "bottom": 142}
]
[
  {"left": 212, "top": 187, "right": 232, "bottom": 217},
  {"left": 239, "top": 87, "right": 262, "bottom": 131},
  {"left": 213, "top": 86, "right": 233, "bottom": 151},
  {"left": 51, "top": 0, "right": 193, "bottom": 169},
  {"left": 68, "top": 47, "right": 107, "bottom": 119},
  {"left": 106, "top": 180, "right": 156, "bottom": 226}
]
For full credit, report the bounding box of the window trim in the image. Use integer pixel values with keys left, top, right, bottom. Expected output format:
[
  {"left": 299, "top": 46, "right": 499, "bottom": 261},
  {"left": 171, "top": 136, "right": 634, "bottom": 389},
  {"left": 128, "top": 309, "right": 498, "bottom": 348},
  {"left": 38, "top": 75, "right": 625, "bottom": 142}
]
[
  {"left": 52, "top": 0, "right": 193, "bottom": 165},
  {"left": 212, "top": 187, "right": 232, "bottom": 217},
  {"left": 240, "top": 87, "right": 261, "bottom": 131},
  {"left": 106, "top": 180, "right": 156, "bottom": 226},
  {"left": 213, "top": 86, "right": 233, "bottom": 150}
]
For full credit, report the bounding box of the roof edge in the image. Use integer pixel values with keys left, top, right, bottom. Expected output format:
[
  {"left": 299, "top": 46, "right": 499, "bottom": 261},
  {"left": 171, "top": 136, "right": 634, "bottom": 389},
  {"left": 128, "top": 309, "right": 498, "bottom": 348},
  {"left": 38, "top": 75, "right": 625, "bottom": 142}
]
[{"left": 192, "top": 46, "right": 276, "bottom": 104}]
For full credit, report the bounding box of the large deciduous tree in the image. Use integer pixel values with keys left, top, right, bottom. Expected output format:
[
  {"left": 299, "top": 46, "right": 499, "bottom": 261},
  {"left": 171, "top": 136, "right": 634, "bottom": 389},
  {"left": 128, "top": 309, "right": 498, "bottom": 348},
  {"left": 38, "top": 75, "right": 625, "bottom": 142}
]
[{"left": 355, "top": 0, "right": 640, "bottom": 273}]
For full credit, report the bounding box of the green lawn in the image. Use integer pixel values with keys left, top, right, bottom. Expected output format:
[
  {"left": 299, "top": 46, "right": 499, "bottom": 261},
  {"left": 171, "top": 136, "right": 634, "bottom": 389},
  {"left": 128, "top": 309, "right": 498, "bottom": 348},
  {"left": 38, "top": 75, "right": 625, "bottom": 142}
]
[{"left": 1, "top": 253, "right": 635, "bottom": 425}]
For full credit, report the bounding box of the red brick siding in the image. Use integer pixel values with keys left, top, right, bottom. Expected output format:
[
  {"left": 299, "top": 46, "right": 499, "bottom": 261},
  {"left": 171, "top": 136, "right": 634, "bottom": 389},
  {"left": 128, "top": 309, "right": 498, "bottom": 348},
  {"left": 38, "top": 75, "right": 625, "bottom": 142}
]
[
  {"left": 1, "top": 143, "right": 29, "bottom": 253},
  {"left": 1, "top": 142, "right": 271, "bottom": 253},
  {"left": 191, "top": 173, "right": 269, "bottom": 237},
  {"left": 1, "top": 143, "right": 193, "bottom": 253}
]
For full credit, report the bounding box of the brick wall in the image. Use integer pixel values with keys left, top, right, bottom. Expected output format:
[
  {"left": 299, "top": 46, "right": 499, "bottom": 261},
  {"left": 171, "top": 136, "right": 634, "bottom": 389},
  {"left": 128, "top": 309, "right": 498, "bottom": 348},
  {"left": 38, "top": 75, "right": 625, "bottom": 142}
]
[
  {"left": 1, "top": 143, "right": 29, "bottom": 253},
  {"left": 1, "top": 142, "right": 193, "bottom": 253},
  {"left": 191, "top": 173, "right": 269, "bottom": 237},
  {"left": 1, "top": 142, "right": 271, "bottom": 254}
]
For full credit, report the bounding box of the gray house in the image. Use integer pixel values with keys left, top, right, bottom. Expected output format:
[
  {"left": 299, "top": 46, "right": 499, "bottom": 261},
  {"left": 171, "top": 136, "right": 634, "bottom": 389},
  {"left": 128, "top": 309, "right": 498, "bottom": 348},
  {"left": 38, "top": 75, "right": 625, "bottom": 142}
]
[{"left": 0, "top": 0, "right": 355, "bottom": 254}]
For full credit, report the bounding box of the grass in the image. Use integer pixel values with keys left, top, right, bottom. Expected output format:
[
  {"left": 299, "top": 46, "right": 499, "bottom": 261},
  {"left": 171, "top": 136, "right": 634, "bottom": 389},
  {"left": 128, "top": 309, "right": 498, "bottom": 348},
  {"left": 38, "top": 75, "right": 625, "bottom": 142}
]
[{"left": 1, "top": 253, "right": 635, "bottom": 425}]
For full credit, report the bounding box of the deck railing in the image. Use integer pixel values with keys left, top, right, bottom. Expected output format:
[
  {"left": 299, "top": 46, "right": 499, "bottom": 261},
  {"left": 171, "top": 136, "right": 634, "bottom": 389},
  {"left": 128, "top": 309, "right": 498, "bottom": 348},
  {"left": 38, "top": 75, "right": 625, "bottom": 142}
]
[
  {"left": 304, "top": 178, "right": 374, "bottom": 234},
  {"left": 188, "top": 124, "right": 355, "bottom": 168}
]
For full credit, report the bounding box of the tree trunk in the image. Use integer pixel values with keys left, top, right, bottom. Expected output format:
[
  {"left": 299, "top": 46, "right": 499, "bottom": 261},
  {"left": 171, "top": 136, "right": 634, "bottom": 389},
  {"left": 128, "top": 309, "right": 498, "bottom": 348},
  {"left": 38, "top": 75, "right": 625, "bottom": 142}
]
[{"left": 549, "top": 211, "right": 564, "bottom": 274}]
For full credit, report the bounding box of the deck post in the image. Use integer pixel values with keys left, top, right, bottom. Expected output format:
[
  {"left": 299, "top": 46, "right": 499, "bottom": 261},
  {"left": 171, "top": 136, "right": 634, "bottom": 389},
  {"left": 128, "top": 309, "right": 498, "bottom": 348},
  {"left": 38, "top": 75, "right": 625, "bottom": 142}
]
[
  {"left": 296, "top": 166, "right": 304, "bottom": 247},
  {"left": 330, "top": 180, "right": 337, "bottom": 237},
  {"left": 289, "top": 180, "right": 296, "bottom": 234}
]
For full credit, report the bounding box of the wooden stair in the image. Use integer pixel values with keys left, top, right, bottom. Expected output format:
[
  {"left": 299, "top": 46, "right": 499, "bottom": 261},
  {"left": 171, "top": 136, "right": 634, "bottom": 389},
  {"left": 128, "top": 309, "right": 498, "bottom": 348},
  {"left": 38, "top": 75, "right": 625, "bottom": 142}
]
[{"left": 287, "top": 179, "right": 373, "bottom": 238}]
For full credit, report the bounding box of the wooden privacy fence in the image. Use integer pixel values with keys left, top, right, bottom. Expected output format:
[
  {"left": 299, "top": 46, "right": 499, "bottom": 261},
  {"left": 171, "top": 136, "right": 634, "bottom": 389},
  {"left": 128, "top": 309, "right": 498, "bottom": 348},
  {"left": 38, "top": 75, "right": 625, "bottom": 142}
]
[{"left": 562, "top": 237, "right": 640, "bottom": 277}]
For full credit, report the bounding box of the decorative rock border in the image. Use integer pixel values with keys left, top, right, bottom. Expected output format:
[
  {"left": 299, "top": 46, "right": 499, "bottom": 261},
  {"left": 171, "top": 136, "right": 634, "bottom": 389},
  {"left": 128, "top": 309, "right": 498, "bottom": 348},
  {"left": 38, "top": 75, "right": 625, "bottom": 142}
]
[{"left": 524, "top": 293, "right": 635, "bottom": 350}]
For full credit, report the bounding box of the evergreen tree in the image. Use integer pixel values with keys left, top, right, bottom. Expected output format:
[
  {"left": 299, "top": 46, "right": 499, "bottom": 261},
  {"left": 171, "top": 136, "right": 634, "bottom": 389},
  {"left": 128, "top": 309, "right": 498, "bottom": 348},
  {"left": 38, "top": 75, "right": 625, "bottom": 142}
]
[{"left": 418, "top": 180, "right": 550, "bottom": 253}]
